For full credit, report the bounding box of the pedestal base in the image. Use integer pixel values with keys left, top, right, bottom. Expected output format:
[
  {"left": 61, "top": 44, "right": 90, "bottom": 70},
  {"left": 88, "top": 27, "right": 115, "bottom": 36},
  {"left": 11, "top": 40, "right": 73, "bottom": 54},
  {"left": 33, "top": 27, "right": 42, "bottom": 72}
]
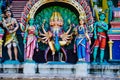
[
  {"left": 3, "top": 60, "right": 20, "bottom": 74},
  {"left": 23, "top": 62, "right": 37, "bottom": 74},
  {"left": 89, "top": 64, "right": 120, "bottom": 77},
  {"left": 38, "top": 61, "right": 88, "bottom": 77},
  {"left": 75, "top": 62, "right": 88, "bottom": 77},
  {"left": 0, "top": 62, "right": 120, "bottom": 79}
]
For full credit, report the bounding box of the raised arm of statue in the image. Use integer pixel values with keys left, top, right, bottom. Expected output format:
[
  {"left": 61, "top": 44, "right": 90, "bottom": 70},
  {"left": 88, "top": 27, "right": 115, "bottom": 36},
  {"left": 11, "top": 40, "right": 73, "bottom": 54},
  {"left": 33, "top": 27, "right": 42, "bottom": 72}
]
[
  {"left": 23, "top": 27, "right": 28, "bottom": 44},
  {"left": 85, "top": 32, "right": 91, "bottom": 45},
  {"left": 93, "top": 22, "right": 97, "bottom": 39}
]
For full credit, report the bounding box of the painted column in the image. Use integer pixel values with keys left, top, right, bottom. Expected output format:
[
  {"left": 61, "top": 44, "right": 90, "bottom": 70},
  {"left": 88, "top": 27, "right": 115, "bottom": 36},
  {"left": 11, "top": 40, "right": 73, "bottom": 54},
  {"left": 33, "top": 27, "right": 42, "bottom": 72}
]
[{"left": 108, "top": 40, "right": 113, "bottom": 60}]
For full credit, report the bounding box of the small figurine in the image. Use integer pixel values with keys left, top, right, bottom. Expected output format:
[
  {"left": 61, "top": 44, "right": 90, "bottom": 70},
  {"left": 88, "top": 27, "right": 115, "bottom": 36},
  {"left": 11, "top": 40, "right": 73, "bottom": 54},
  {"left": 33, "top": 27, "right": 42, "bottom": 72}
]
[
  {"left": 74, "top": 16, "right": 91, "bottom": 62},
  {"left": 2, "top": 10, "right": 19, "bottom": 60},
  {"left": 23, "top": 18, "right": 37, "bottom": 61},
  {"left": 93, "top": 12, "right": 108, "bottom": 63}
]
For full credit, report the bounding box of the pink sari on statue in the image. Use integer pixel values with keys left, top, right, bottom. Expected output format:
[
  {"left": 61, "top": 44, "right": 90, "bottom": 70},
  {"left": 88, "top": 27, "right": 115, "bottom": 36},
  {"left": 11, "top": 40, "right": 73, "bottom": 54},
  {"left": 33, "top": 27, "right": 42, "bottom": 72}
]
[{"left": 26, "top": 26, "right": 37, "bottom": 59}]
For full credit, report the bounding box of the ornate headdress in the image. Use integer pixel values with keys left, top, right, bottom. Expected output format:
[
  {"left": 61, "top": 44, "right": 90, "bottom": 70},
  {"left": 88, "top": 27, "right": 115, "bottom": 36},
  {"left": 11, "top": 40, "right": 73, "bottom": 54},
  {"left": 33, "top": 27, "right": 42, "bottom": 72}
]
[
  {"left": 50, "top": 12, "right": 63, "bottom": 21},
  {"left": 79, "top": 12, "right": 86, "bottom": 23},
  {"left": 99, "top": 11, "right": 106, "bottom": 16},
  {"left": 79, "top": 12, "right": 85, "bottom": 20}
]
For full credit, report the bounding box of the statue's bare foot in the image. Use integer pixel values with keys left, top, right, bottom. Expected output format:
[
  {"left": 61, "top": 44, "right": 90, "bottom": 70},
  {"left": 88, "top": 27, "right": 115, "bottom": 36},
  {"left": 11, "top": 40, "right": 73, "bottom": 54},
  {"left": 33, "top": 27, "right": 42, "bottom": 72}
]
[{"left": 92, "top": 60, "right": 98, "bottom": 64}]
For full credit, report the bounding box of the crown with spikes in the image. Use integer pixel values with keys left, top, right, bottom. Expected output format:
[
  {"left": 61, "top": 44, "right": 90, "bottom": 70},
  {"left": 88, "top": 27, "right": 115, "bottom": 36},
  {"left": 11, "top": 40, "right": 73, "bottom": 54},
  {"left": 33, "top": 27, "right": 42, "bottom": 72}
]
[
  {"left": 50, "top": 12, "right": 63, "bottom": 21},
  {"left": 79, "top": 12, "right": 85, "bottom": 20}
]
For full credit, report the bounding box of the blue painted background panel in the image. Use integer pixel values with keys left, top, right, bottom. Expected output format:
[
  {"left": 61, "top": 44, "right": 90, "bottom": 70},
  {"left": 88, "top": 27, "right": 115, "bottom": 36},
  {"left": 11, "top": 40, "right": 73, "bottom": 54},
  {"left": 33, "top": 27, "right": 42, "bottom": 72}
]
[{"left": 112, "top": 40, "right": 120, "bottom": 60}]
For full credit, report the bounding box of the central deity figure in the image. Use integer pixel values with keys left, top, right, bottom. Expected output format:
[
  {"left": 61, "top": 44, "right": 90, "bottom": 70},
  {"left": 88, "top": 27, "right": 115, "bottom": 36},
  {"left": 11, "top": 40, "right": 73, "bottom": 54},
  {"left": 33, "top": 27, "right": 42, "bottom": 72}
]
[{"left": 40, "top": 12, "right": 72, "bottom": 61}]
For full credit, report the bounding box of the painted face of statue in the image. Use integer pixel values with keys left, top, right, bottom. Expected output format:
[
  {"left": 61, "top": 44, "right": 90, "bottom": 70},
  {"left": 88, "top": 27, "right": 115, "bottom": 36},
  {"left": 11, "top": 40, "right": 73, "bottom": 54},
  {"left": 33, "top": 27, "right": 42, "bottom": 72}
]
[
  {"left": 50, "top": 20, "right": 54, "bottom": 26},
  {"left": 50, "top": 12, "right": 63, "bottom": 27},
  {"left": 99, "top": 13, "right": 105, "bottom": 21},
  {"left": 54, "top": 18, "right": 59, "bottom": 27},
  {"left": 6, "top": 10, "right": 12, "bottom": 17},
  {"left": 79, "top": 19, "right": 84, "bottom": 25},
  {"left": 58, "top": 20, "right": 63, "bottom": 27}
]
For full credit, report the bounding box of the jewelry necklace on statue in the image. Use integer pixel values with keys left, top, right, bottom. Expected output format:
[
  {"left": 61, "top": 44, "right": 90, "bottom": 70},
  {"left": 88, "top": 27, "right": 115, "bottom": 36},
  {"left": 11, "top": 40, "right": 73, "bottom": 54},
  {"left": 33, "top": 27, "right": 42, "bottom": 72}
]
[
  {"left": 78, "top": 26, "right": 83, "bottom": 31},
  {"left": 6, "top": 18, "right": 12, "bottom": 31},
  {"left": 30, "top": 25, "right": 33, "bottom": 27}
]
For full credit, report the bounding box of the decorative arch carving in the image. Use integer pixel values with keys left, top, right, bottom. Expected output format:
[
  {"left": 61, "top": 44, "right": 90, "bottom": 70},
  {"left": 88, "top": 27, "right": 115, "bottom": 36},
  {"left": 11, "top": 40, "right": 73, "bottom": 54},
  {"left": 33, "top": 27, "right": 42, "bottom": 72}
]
[
  {"left": 29, "top": 0, "right": 86, "bottom": 18},
  {"left": 21, "top": 0, "right": 93, "bottom": 30}
]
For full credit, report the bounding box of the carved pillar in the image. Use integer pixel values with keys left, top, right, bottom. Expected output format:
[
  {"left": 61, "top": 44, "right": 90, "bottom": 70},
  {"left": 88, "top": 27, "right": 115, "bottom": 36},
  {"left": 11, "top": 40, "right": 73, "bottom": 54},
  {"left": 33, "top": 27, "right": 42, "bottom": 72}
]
[{"left": 108, "top": 40, "right": 113, "bottom": 60}]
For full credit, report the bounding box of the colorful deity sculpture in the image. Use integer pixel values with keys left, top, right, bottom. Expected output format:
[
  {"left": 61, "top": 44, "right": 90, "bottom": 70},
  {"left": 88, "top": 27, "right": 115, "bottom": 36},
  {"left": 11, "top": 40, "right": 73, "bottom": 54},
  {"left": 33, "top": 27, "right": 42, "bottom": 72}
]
[
  {"left": 2, "top": 10, "right": 19, "bottom": 60},
  {"left": 74, "top": 16, "right": 91, "bottom": 62},
  {"left": 93, "top": 12, "right": 108, "bottom": 63},
  {"left": 23, "top": 18, "right": 38, "bottom": 61},
  {"left": 39, "top": 12, "right": 72, "bottom": 61},
  {"left": 0, "top": 0, "right": 4, "bottom": 62}
]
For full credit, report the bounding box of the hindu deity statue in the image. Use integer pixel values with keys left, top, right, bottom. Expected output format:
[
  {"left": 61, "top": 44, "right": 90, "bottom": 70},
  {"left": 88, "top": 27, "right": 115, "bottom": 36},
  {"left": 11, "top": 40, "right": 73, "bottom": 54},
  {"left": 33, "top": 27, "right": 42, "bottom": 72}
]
[
  {"left": 39, "top": 12, "right": 72, "bottom": 61},
  {"left": 0, "top": 0, "right": 4, "bottom": 62},
  {"left": 93, "top": 12, "right": 108, "bottom": 63},
  {"left": 2, "top": 10, "right": 19, "bottom": 61},
  {"left": 23, "top": 18, "right": 38, "bottom": 61},
  {"left": 74, "top": 16, "right": 91, "bottom": 62}
]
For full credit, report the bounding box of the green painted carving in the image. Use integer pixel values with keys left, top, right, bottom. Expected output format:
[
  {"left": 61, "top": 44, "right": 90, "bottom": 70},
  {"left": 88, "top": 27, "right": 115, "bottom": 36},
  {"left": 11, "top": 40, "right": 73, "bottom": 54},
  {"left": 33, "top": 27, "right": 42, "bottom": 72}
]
[
  {"left": 35, "top": 6, "right": 79, "bottom": 50},
  {"left": 93, "top": 12, "right": 108, "bottom": 63},
  {"left": 35, "top": 6, "right": 78, "bottom": 31}
]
